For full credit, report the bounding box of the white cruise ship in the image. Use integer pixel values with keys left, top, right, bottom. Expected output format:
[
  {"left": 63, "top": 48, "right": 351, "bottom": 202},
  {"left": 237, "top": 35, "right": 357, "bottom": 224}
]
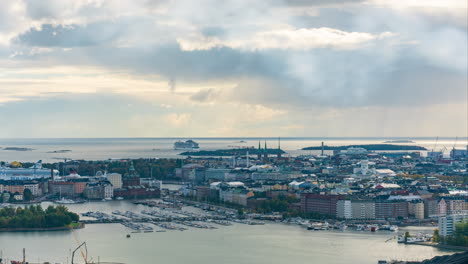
[
  {"left": 173, "top": 140, "right": 200, "bottom": 150},
  {"left": 0, "top": 160, "right": 59, "bottom": 180}
]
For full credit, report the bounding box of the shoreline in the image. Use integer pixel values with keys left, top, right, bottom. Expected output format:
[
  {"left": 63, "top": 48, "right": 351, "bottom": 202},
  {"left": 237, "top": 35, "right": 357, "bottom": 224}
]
[
  {"left": 406, "top": 241, "right": 468, "bottom": 251},
  {"left": 0, "top": 222, "right": 85, "bottom": 233}
]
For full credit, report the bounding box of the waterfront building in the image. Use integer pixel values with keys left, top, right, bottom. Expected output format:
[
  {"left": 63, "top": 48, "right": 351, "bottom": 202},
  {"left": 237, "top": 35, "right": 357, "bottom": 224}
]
[
  {"left": 106, "top": 173, "right": 123, "bottom": 189},
  {"left": 408, "top": 200, "right": 425, "bottom": 220},
  {"left": 351, "top": 200, "right": 376, "bottom": 220},
  {"left": 336, "top": 200, "right": 352, "bottom": 219},
  {"left": 49, "top": 181, "right": 76, "bottom": 197},
  {"left": 23, "top": 183, "right": 41, "bottom": 196},
  {"left": 424, "top": 198, "right": 439, "bottom": 218},
  {"left": 375, "top": 200, "right": 408, "bottom": 219},
  {"left": 446, "top": 198, "right": 465, "bottom": 215},
  {"left": 438, "top": 198, "right": 447, "bottom": 216},
  {"left": 301, "top": 193, "right": 345, "bottom": 216},
  {"left": 438, "top": 213, "right": 468, "bottom": 237}
]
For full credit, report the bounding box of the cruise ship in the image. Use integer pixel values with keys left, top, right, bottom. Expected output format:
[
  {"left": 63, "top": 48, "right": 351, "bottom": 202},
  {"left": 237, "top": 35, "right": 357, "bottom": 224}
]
[
  {"left": 0, "top": 160, "right": 59, "bottom": 180},
  {"left": 173, "top": 140, "right": 200, "bottom": 150}
]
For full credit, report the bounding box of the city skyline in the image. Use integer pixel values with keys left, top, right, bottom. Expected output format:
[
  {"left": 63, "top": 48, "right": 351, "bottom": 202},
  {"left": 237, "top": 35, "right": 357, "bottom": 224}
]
[{"left": 0, "top": 0, "right": 467, "bottom": 138}]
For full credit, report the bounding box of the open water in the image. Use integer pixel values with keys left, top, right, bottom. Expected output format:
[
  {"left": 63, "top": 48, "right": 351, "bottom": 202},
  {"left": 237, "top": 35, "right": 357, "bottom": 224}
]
[{"left": 0, "top": 137, "right": 465, "bottom": 163}]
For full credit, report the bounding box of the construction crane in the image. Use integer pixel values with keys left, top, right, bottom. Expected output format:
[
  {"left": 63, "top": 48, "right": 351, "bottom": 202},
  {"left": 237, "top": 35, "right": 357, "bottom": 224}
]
[
  {"left": 453, "top": 136, "right": 458, "bottom": 150},
  {"left": 71, "top": 242, "right": 88, "bottom": 264},
  {"left": 431, "top": 136, "right": 439, "bottom": 152}
]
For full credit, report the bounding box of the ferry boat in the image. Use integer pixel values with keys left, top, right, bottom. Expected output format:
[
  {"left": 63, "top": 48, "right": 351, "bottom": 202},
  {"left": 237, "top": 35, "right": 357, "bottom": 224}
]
[
  {"left": 55, "top": 197, "right": 82, "bottom": 204},
  {"left": 173, "top": 140, "right": 200, "bottom": 150}
]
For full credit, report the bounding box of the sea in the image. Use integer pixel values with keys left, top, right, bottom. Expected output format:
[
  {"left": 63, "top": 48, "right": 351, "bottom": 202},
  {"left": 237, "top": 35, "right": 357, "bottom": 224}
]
[
  {"left": 0, "top": 201, "right": 461, "bottom": 264},
  {"left": 0, "top": 138, "right": 465, "bottom": 263},
  {"left": 0, "top": 137, "right": 466, "bottom": 163}
]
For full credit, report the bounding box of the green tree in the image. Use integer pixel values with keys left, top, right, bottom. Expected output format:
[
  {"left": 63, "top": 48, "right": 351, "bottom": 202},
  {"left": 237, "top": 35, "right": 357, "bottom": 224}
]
[{"left": 23, "top": 188, "right": 33, "bottom": 201}]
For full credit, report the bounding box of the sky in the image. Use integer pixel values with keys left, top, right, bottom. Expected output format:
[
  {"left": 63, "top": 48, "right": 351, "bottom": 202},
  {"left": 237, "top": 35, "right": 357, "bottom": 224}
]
[{"left": 0, "top": 0, "right": 466, "bottom": 138}]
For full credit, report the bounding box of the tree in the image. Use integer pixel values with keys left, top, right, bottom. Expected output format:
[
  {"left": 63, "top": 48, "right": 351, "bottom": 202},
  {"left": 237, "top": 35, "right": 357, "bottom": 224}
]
[{"left": 23, "top": 188, "right": 33, "bottom": 201}]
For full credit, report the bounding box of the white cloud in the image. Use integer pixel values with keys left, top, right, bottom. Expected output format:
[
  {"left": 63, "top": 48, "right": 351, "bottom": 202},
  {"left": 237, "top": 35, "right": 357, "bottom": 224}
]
[{"left": 178, "top": 27, "right": 395, "bottom": 51}]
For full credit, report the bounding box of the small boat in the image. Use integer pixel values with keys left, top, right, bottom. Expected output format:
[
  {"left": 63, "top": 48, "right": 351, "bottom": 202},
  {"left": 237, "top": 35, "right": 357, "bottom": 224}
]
[{"left": 126, "top": 234, "right": 131, "bottom": 238}]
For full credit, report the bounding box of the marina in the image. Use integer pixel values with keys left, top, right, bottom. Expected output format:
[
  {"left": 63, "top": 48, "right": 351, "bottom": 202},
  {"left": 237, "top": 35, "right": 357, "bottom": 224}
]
[{"left": 0, "top": 200, "right": 458, "bottom": 264}]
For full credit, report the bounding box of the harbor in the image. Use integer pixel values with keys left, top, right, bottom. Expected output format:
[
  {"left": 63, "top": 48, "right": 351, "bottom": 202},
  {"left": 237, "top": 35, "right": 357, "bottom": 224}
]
[{"left": 0, "top": 200, "right": 457, "bottom": 264}]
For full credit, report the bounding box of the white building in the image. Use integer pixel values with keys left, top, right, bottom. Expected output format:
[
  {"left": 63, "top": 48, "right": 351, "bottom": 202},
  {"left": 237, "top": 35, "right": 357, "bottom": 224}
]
[
  {"left": 353, "top": 160, "right": 376, "bottom": 179},
  {"left": 106, "top": 173, "right": 122, "bottom": 189},
  {"left": 439, "top": 214, "right": 468, "bottom": 237},
  {"left": 336, "top": 200, "right": 375, "bottom": 220},
  {"left": 337, "top": 200, "right": 352, "bottom": 219},
  {"left": 104, "top": 184, "right": 114, "bottom": 199},
  {"left": 24, "top": 183, "right": 41, "bottom": 196}
]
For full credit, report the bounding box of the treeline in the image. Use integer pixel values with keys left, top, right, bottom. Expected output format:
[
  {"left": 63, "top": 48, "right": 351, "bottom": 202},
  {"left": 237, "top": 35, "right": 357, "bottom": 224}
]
[
  {"left": 252, "top": 194, "right": 299, "bottom": 214},
  {"left": 434, "top": 221, "right": 468, "bottom": 247},
  {"left": 57, "top": 158, "right": 181, "bottom": 179},
  {"left": 0, "top": 205, "right": 79, "bottom": 229}
]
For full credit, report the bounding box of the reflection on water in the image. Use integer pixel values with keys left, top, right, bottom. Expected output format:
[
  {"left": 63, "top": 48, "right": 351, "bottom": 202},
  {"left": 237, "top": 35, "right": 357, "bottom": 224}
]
[{"left": 0, "top": 201, "right": 458, "bottom": 263}]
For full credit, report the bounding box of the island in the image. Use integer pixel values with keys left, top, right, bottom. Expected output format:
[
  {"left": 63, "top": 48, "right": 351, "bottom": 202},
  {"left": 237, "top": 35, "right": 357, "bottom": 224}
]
[
  {"left": 47, "top": 149, "right": 72, "bottom": 153},
  {"left": 0, "top": 205, "right": 81, "bottom": 232},
  {"left": 2, "top": 147, "right": 34, "bottom": 151},
  {"left": 180, "top": 148, "right": 286, "bottom": 156},
  {"left": 302, "top": 144, "right": 427, "bottom": 151}
]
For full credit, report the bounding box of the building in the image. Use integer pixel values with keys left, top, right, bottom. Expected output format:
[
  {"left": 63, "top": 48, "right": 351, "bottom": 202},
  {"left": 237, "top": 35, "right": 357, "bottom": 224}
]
[
  {"left": 23, "top": 183, "right": 41, "bottom": 196},
  {"left": 337, "top": 200, "right": 376, "bottom": 220},
  {"left": 438, "top": 199, "right": 447, "bottom": 216},
  {"left": 351, "top": 200, "right": 376, "bottom": 220},
  {"left": 84, "top": 181, "right": 113, "bottom": 200},
  {"left": 446, "top": 198, "right": 465, "bottom": 215},
  {"left": 439, "top": 214, "right": 468, "bottom": 237},
  {"left": 424, "top": 198, "right": 439, "bottom": 218},
  {"left": 301, "top": 193, "right": 345, "bottom": 216},
  {"left": 140, "top": 178, "right": 162, "bottom": 189},
  {"left": 336, "top": 200, "right": 352, "bottom": 219},
  {"left": 205, "top": 168, "right": 231, "bottom": 181},
  {"left": 219, "top": 188, "right": 254, "bottom": 206},
  {"left": 106, "top": 173, "right": 122, "bottom": 189},
  {"left": 48, "top": 181, "right": 75, "bottom": 197},
  {"left": 375, "top": 200, "right": 408, "bottom": 219},
  {"left": 408, "top": 200, "right": 425, "bottom": 220}
]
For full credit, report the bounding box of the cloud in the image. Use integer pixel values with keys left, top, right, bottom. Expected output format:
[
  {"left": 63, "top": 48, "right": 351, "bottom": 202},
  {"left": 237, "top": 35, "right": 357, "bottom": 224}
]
[
  {"left": 163, "top": 113, "right": 192, "bottom": 127},
  {"left": 0, "top": 0, "right": 465, "bottom": 137},
  {"left": 178, "top": 27, "right": 395, "bottom": 51}
]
